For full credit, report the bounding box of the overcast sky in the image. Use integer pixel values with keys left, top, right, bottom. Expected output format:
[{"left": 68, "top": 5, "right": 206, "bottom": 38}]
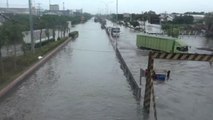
[{"left": 0, "top": 0, "right": 212, "bottom": 14}]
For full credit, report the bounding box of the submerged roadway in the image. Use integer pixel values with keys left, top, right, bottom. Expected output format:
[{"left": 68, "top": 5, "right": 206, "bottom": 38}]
[
  {"left": 0, "top": 19, "right": 143, "bottom": 120},
  {"left": 0, "top": 18, "right": 213, "bottom": 120}
]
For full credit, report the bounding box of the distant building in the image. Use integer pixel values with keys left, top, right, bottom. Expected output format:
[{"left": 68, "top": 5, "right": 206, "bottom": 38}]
[
  {"left": 0, "top": 7, "right": 37, "bottom": 15},
  {"left": 43, "top": 10, "right": 73, "bottom": 16},
  {"left": 190, "top": 14, "right": 205, "bottom": 22},
  {"left": 123, "top": 13, "right": 130, "bottom": 18},
  {"left": 76, "top": 9, "right": 83, "bottom": 14},
  {"left": 64, "top": 10, "right": 73, "bottom": 16},
  {"left": 160, "top": 13, "right": 174, "bottom": 22},
  {"left": 49, "top": 4, "right": 59, "bottom": 11},
  {"left": 72, "top": 9, "right": 83, "bottom": 16}
]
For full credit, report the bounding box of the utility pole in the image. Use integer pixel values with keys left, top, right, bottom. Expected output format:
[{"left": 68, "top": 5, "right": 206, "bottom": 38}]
[
  {"left": 29, "top": 0, "right": 35, "bottom": 53},
  {"left": 37, "top": 3, "right": 41, "bottom": 16},
  {"left": 63, "top": 2, "right": 65, "bottom": 10},
  {"left": 6, "top": 0, "right": 9, "bottom": 8},
  {"left": 116, "top": 0, "right": 118, "bottom": 21},
  {"left": 115, "top": 0, "right": 118, "bottom": 49},
  {"left": 49, "top": 0, "right": 51, "bottom": 10}
]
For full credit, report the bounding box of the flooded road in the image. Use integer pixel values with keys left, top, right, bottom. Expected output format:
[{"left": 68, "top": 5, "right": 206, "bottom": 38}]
[
  {"left": 110, "top": 23, "right": 213, "bottom": 120},
  {"left": 1, "top": 18, "right": 213, "bottom": 120},
  {"left": 0, "top": 20, "right": 143, "bottom": 120}
]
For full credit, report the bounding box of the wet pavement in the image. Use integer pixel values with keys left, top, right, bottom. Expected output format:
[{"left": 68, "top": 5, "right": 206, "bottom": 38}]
[
  {"left": 109, "top": 22, "right": 213, "bottom": 120},
  {"left": 1, "top": 18, "right": 213, "bottom": 120},
  {"left": 0, "top": 19, "right": 143, "bottom": 120}
]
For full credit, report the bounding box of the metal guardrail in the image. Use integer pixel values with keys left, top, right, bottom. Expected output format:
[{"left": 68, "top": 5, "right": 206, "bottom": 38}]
[
  {"left": 115, "top": 48, "right": 141, "bottom": 100},
  {"left": 105, "top": 28, "right": 141, "bottom": 100}
]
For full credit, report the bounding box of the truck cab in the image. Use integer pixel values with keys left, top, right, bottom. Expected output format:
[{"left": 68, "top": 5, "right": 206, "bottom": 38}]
[{"left": 174, "top": 40, "right": 189, "bottom": 53}]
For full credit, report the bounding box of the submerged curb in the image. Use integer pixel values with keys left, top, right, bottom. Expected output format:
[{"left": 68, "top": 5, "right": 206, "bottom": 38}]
[{"left": 0, "top": 38, "right": 72, "bottom": 98}]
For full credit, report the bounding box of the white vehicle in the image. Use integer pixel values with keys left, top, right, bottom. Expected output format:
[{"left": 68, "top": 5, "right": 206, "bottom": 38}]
[{"left": 111, "top": 27, "right": 120, "bottom": 37}]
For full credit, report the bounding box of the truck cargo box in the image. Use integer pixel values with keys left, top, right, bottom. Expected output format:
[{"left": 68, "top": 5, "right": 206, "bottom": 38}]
[{"left": 136, "top": 34, "right": 188, "bottom": 53}]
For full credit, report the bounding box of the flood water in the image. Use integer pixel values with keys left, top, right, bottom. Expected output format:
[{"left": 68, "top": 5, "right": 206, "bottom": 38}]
[
  {"left": 0, "top": 19, "right": 143, "bottom": 120},
  {"left": 1, "top": 18, "right": 213, "bottom": 120},
  {"left": 111, "top": 22, "right": 213, "bottom": 120}
]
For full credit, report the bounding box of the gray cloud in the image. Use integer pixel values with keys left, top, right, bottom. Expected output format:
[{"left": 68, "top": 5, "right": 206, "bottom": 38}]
[{"left": 0, "top": 0, "right": 212, "bottom": 14}]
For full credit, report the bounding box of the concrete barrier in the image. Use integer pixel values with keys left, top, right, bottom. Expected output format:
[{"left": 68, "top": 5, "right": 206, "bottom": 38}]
[
  {"left": 116, "top": 48, "right": 141, "bottom": 100},
  {"left": 0, "top": 37, "right": 73, "bottom": 98},
  {"left": 105, "top": 29, "right": 141, "bottom": 100}
]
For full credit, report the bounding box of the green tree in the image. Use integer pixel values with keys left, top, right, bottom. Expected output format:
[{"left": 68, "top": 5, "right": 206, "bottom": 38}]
[
  {"left": 3, "top": 22, "right": 24, "bottom": 69},
  {"left": 130, "top": 21, "right": 140, "bottom": 28},
  {"left": 61, "top": 19, "right": 69, "bottom": 37},
  {"left": 0, "top": 26, "right": 6, "bottom": 76},
  {"left": 143, "top": 11, "right": 160, "bottom": 24},
  {"left": 205, "top": 13, "right": 213, "bottom": 37},
  {"left": 173, "top": 15, "right": 194, "bottom": 24},
  {"left": 167, "top": 28, "right": 180, "bottom": 38},
  {"left": 37, "top": 17, "right": 46, "bottom": 47}
]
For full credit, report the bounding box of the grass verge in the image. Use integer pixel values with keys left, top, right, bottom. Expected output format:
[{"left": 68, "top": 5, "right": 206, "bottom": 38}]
[{"left": 0, "top": 38, "right": 68, "bottom": 90}]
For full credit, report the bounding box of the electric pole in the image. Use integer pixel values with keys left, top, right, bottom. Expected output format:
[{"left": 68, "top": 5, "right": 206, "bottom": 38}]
[
  {"left": 29, "top": 0, "right": 35, "bottom": 53},
  {"left": 49, "top": 0, "right": 51, "bottom": 10},
  {"left": 6, "top": 0, "right": 9, "bottom": 8},
  {"left": 63, "top": 2, "right": 65, "bottom": 10},
  {"left": 116, "top": 0, "right": 118, "bottom": 21},
  {"left": 115, "top": 0, "right": 118, "bottom": 49},
  {"left": 38, "top": 3, "right": 41, "bottom": 16}
]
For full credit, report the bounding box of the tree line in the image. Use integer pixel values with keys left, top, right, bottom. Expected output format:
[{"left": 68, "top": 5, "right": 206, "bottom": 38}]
[
  {"left": 205, "top": 13, "right": 213, "bottom": 37},
  {"left": 109, "top": 11, "right": 213, "bottom": 38},
  {"left": 0, "top": 13, "right": 92, "bottom": 56},
  {"left": 0, "top": 13, "right": 92, "bottom": 78}
]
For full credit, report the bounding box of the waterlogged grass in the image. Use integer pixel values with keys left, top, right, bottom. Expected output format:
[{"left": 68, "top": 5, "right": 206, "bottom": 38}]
[{"left": 0, "top": 38, "right": 68, "bottom": 90}]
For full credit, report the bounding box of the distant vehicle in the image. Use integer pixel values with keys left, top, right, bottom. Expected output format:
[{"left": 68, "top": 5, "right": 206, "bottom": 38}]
[
  {"left": 101, "top": 19, "right": 106, "bottom": 25},
  {"left": 136, "top": 34, "right": 188, "bottom": 53},
  {"left": 111, "top": 27, "right": 120, "bottom": 37},
  {"left": 106, "top": 27, "right": 112, "bottom": 35},
  {"left": 101, "top": 24, "right": 106, "bottom": 29},
  {"left": 100, "top": 19, "right": 106, "bottom": 29},
  {"left": 94, "top": 18, "right": 98, "bottom": 22}
]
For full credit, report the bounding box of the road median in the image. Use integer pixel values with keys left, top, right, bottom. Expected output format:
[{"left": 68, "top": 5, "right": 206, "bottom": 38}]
[{"left": 0, "top": 35, "right": 76, "bottom": 98}]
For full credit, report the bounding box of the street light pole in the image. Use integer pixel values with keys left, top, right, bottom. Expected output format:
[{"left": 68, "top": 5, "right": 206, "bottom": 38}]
[
  {"left": 115, "top": 0, "right": 118, "bottom": 49},
  {"left": 29, "top": 0, "right": 35, "bottom": 53},
  {"left": 116, "top": 0, "right": 118, "bottom": 21},
  {"left": 6, "top": 0, "right": 9, "bottom": 8}
]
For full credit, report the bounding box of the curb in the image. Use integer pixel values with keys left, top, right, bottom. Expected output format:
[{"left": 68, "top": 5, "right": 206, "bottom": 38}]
[{"left": 0, "top": 38, "right": 72, "bottom": 98}]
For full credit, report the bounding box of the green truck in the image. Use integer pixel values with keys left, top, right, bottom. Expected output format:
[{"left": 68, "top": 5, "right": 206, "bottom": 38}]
[{"left": 136, "top": 34, "right": 188, "bottom": 53}]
